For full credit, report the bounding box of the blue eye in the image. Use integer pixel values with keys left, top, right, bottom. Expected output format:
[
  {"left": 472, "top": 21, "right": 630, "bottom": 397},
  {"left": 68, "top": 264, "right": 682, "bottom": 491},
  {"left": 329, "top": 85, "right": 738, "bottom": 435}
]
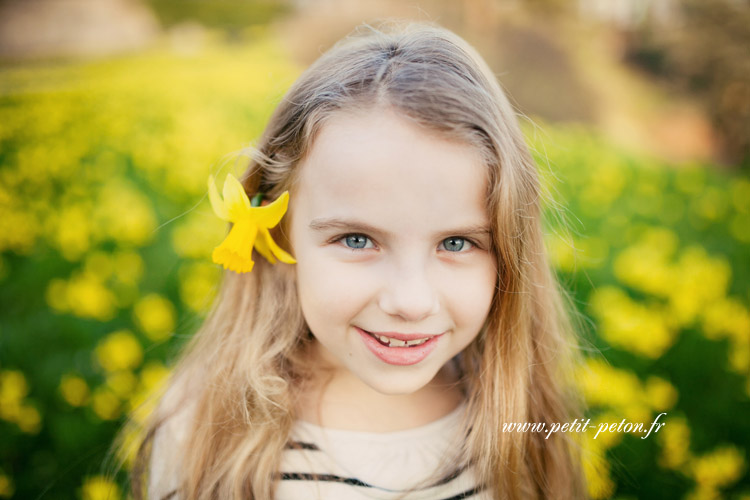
[
  {"left": 342, "top": 234, "right": 372, "bottom": 249},
  {"left": 441, "top": 237, "right": 472, "bottom": 252}
]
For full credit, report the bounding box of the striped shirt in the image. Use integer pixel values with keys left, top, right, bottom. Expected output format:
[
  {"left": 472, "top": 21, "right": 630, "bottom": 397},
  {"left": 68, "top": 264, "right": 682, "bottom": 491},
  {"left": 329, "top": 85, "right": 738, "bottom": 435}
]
[
  {"left": 149, "top": 401, "right": 488, "bottom": 499},
  {"left": 275, "top": 401, "right": 489, "bottom": 499}
]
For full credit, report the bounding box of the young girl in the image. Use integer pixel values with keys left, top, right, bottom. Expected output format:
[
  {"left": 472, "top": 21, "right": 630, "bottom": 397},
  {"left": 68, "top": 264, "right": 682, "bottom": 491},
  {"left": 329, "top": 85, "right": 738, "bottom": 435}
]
[{"left": 130, "top": 22, "right": 587, "bottom": 500}]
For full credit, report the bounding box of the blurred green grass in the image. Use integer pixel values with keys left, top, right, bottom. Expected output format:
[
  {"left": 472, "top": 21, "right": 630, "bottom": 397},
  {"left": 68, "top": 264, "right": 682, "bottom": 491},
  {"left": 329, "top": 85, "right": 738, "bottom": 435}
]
[
  {"left": 0, "top": 31, "right": 748, "bottom": 500},
  {"left": 145, "top": 0, "right": 291, "bottom": 31}
]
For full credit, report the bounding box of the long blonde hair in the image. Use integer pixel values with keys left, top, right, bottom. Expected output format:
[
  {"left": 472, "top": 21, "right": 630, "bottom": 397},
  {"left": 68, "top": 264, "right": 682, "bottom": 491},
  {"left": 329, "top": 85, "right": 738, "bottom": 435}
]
[{"left": 128, "top": 21, "right": 587, "bottom": 500}]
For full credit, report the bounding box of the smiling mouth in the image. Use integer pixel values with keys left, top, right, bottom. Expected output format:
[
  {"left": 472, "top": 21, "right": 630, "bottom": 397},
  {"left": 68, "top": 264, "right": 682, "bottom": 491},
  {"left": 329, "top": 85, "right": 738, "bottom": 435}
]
[{"left": 360, "top": 329, "right": 435, "bottom": 348}]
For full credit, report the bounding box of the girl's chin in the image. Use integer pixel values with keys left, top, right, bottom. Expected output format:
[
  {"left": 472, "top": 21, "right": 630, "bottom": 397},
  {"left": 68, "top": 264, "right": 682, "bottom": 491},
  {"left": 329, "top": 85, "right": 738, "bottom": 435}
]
[{"left": 358, "top": 367, "right": 440, "bottom": 396}]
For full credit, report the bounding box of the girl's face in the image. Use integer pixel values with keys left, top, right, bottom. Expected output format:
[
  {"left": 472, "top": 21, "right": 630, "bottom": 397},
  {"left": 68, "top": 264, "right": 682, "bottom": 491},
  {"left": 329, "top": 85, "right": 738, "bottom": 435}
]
[{"left": 288, "top": 108, "right": 496, "bottom": 396}]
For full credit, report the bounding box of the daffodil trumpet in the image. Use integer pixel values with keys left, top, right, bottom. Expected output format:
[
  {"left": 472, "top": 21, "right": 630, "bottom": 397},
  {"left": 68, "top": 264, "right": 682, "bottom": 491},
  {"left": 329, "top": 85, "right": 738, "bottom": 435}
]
[{"left": 208, "top": 174, "right": 296, "bottom": 273}]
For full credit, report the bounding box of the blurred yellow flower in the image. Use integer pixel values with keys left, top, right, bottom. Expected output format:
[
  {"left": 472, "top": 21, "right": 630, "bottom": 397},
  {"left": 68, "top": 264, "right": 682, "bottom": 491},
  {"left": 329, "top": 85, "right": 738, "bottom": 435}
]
[
  {"left": 613, "top": 226, "right": 678, "bottom": 297},
  {"left": 95, "top": 330, "right": 143, "bottom": 373},
  {"left": 729, "top": 342, "right": 750, "bottom": 375},
  {"left": 0, "top": 370, "right": 28, "bottom": 424},
  {"left": 0, "top": 371, "right": 28, "bottom": 406},
  {"left": 590, "top": 411, "right": 624, "bottom": 449},
  {"left": 16, "top": 405, "right": 41, "bottom": 434},
  {"left": 576, "top": 236, "right": 609, "bottom": 269},
  {"left": 140, "top": 362, "right": 170, "bottom": 393},
  {"left": 667, "top": 246, "right": 731, "bottom": 326},
  {"left": 84, "top": 251, "right": 114, "bottom": 282},
  {"left": 59, "top": 374, "right": 90, "bottom": 407},
  {"left": 47, "top": 272, "right": 118, "bottom": 321},
  {"left": 95, "top": 178, "right": 157, "bottom": 246},
  {"left": 546, "top": 233, "right": 577, "bottom": 272},
  {"left": 105, "top": 371, "right": 138, "bottom": 399},
  {"left": 117, "top": 424, "right": 140, "bottom": 470},
  {"left": 208, "top": 173, "right": 296, "bottom": 273},
  {"left": 588, "top": 286, "right": 676, "bottom": 358},
  {"left": 613, "top": 230, "right": 732, "bottom": 329},
  {"left": 0, "top": 371, "right": 40, "bottom": 433},
  {"left": 91, "top": 387, "right": 121, "bottom": 421},
  {"left": 67, "top": 272, "right": 118, "bottom": 321},
  {"left": 128, "top": 362, "right": 171, "bottom": 424},
  {"left": 658, "top": 416, "right": 692, "bottom": 470},
  {"left": 178, "top": 261, "right": 220, "bottom": 312},
  {"left": 579, "top": 433, "right": 615, "bottom": 500},
  {"left": 133, "top": 293, "right": 176, "bottom": 341},
  {"left": 580, "top": 161, "right": 626, "bottom": 215},
  {"left": 81, "top": 476, "right": 121, "bottom": 500},
  {"left": 689, "top": 445, "right": 745, "bottom": 490},
  {"left": 576, "top": 357, "right": 674, "bottom": 428},
  {"left": 577, "top": 358, "right": 656, "bottom": 424},
  {"left": 53, "top": 204, "right": 92, "bottom": 261},
  {"left": 702, "top": 297, "right": 750, "bottom": 377},
  {"left": 644, "top": 376, "right": 678, "bottom": 412},
  {"left": 112, "top": 250, "right": 144, "bottom": 285},
  {"left": 0, "top": 471, "right": 14, "bottom": 498},
  {"left": 685, "top": 485, "right": 721, "bottom": 500},
  {"left": 45, "top": 278, "right": 69, "bottom": 313},
  {"left": 579, "top": 358, "right": 641, "bottom": 409},
  {"left": 0, "top": 208, "right": 37, "bottom": 254},
  {"left": 702, "top": 297, "right": 750, "bottom": 343},
  {"left": 171, "top": 212, "right": 227, "bottom": 259}
]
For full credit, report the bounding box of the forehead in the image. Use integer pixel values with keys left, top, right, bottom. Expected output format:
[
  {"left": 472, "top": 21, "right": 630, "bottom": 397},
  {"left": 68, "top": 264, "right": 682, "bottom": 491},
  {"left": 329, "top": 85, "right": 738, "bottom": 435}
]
[{"left": 293, "top": 108, "right": 489, "bottom": 229}]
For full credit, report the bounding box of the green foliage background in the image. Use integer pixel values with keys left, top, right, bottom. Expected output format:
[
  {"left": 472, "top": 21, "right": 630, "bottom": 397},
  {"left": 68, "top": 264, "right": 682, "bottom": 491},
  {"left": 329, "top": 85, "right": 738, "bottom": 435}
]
[{"left": 0, "top": 31, "right": 749, "bottom": 499}]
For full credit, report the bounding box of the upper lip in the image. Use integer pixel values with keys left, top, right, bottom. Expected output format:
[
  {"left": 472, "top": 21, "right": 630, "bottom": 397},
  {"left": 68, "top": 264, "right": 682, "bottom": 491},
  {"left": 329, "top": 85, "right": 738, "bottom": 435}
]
[{"left": 357, "top": 327, "right": 442, "bottom": 341}]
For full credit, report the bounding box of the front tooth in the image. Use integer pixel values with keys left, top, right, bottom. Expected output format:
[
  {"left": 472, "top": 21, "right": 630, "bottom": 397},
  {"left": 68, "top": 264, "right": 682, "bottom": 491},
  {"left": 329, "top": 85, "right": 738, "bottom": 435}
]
[
  {"left": 377, "top": 335, "right": 391, "bottom": 344},
  {"left": 406, "top": 338, "right": 428, "bottom": 346},
  {"left": 389, "top": 338, "right": 406, "bottom": 347}
]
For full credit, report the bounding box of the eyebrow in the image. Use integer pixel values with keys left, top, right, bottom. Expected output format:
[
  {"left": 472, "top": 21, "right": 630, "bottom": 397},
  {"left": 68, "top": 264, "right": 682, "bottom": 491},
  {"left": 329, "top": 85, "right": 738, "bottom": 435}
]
[{"left": 308, "top": 217, "right": 491, "bottom": 240}]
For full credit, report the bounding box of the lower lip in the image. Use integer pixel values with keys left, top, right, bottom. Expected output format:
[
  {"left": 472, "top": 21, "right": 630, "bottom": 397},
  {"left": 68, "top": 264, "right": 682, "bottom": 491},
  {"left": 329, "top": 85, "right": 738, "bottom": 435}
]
[{"left": 356, "top": 327, "right": 441, "bottom": 366}]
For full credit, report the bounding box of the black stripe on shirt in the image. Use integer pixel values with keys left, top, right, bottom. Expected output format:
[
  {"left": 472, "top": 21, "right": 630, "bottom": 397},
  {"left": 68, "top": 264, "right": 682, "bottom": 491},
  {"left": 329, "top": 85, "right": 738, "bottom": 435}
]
[
  {"left": 440, "top": 486, "right": 485, "bottom": 500},
  {"left": 281, "top": 441, "right": 473, "bottom": 489},
  {"left": 278, "top": 473, "right": 485, "bottom": 500},
  {"left": 162, "top": 483, "right": 485, "bottom": 500},
  {"left": 277, "top": 471, "right": 487, "bottom": 495},
  {"left": 285, "top": 440, "right": 320, "bottom": 450},
  {"left": 277, "top": 472, "right": 371, "bottom": 487},
  {"left": 428, "top": 462, "right": 468, "bottom": 487}
]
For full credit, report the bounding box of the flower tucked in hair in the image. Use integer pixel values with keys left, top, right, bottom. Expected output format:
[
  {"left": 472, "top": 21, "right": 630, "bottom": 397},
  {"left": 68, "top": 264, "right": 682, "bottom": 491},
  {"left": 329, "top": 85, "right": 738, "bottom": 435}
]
[{"left": 208, "top": 173, "right": 296, "bottom": 273}]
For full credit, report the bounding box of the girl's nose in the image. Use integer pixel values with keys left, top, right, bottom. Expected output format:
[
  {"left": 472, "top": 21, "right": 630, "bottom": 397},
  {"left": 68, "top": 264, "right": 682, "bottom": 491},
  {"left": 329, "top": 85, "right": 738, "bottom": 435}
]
[{"left": 377, "top": 261, "right": 440, "bottom": 322}]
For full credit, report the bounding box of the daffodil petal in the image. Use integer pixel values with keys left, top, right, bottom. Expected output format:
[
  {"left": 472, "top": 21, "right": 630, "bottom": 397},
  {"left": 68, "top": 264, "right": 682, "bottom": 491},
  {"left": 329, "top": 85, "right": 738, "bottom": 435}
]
[
  {"left": 253, "top": 191, "right": 290, "bottom": 228},
  {"left": 207, "top": 175, "right": 229, "bottom": 221},
  {"left": 223, "top": 174, "right": 252, "bottom": 221},
  {"left": 212, "top": 220, "right": 258, "bottom": 273},
  {"left": 261, "top": 227, "right": 297, "bottom": 264},
  {"left": 254, "top": 228, "right": 277, "bottom": 264}
]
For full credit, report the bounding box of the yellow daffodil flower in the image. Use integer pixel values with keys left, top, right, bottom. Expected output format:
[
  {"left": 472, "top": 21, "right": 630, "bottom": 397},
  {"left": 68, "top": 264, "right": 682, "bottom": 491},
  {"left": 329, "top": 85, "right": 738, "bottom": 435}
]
[{"left": 208, "top": 174, "right": 296, "bottom": 273}]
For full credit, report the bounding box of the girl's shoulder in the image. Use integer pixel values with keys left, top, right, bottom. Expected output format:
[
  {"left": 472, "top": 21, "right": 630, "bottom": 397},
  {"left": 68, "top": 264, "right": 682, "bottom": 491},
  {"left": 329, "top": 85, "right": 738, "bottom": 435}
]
[{"left": 148, "top": 374, "right": 198, "bottom": 500}]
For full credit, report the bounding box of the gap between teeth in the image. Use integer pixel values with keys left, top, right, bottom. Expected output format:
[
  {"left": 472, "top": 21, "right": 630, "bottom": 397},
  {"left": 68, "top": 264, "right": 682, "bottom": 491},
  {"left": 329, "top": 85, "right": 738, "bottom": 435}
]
[{"left": 372, "top": 333, "right": 430, "bottom": 347}]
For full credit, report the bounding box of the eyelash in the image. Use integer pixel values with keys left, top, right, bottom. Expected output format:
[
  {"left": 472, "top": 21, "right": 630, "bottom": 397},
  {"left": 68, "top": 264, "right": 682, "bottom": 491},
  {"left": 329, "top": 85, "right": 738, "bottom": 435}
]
[{"left": 333, "top": 233, "right": 479, "bottom": 253}]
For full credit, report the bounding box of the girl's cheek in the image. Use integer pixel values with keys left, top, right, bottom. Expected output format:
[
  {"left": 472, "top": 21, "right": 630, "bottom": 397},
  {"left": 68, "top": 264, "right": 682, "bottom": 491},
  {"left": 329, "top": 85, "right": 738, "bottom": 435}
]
[
  {"left": 299, "top": 252, "right": 376, "bottom": 307},
  {"left": 439, "top": 260, "right": 496, "bottom": 313}
]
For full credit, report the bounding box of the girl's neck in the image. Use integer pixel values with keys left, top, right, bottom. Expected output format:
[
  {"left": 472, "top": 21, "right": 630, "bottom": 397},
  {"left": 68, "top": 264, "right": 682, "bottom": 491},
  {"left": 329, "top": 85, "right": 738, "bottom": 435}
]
[{"left": 296, "top": 356, "right": 465, "bottom": 433}]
